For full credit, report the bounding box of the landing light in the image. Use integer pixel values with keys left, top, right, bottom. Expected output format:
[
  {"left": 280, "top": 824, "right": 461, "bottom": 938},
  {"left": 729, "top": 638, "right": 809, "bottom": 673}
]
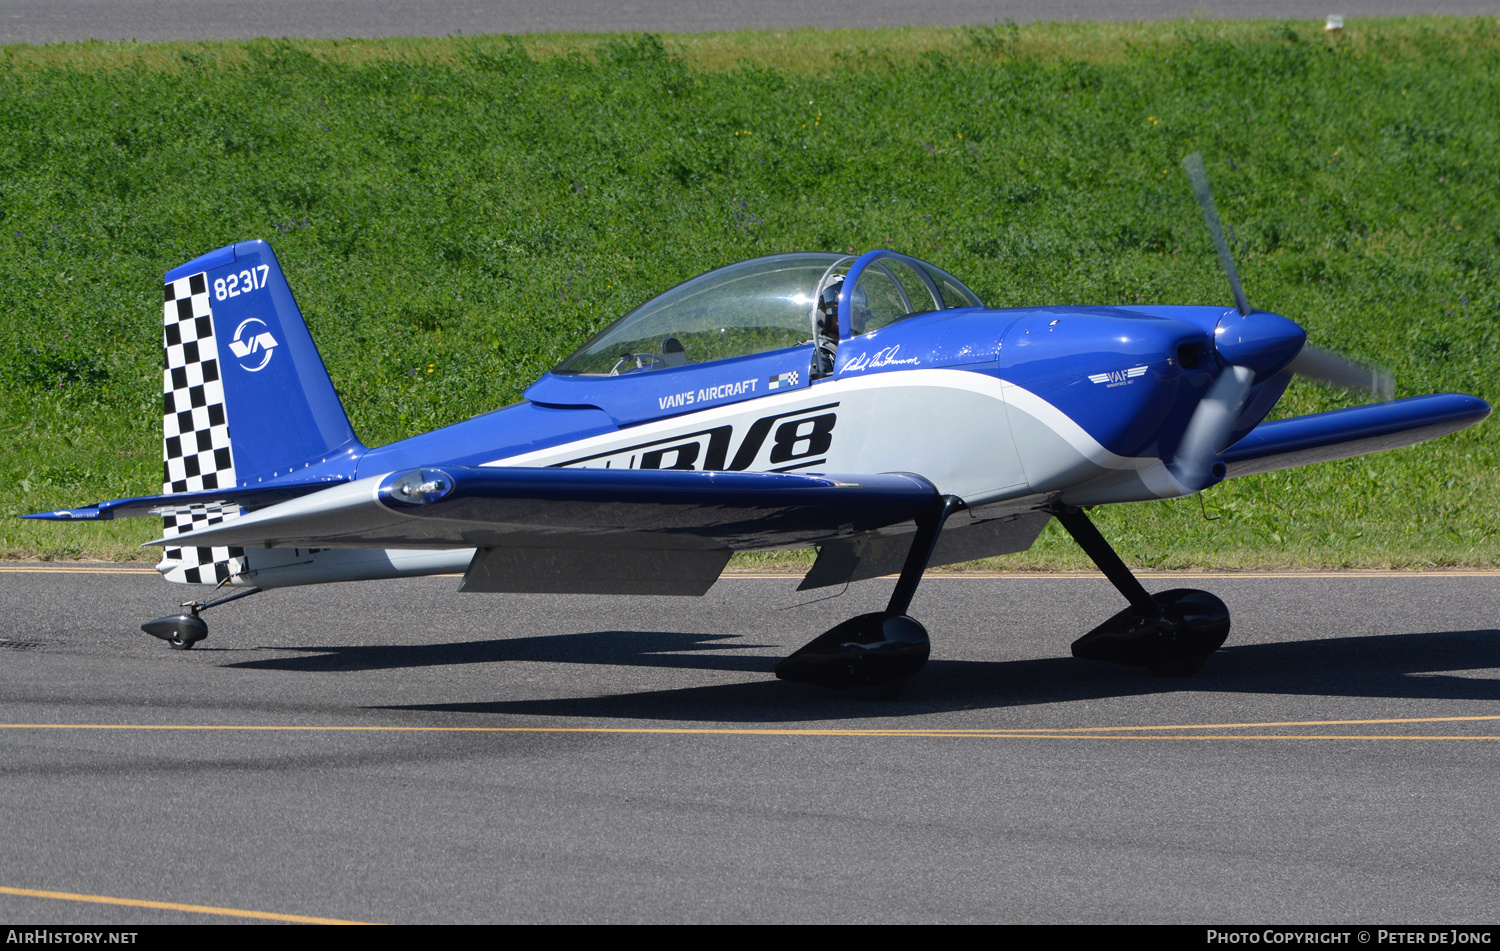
[
  {"left": 401, "top": 479, "right": 448, "bottom": 498},
  {"left": 385, "top": 468, "right": 455, "bottom": 505}
]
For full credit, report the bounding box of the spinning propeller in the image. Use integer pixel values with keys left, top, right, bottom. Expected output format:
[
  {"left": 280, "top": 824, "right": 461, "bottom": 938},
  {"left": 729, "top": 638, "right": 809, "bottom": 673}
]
[{"left": 1167, "top": 152, "right": 1395, "bottom": 492}]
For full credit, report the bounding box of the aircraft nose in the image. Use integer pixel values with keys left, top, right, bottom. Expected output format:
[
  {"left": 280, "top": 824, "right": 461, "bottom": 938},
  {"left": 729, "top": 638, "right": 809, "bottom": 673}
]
[{"left": 1213, "top": 310, "right": 1306, "bottom": 382}]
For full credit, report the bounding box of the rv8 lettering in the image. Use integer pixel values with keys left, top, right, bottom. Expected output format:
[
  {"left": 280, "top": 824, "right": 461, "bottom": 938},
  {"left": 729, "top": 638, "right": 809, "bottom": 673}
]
[{"left": 559, "top": 404, "right": 839, "bottom": 473}]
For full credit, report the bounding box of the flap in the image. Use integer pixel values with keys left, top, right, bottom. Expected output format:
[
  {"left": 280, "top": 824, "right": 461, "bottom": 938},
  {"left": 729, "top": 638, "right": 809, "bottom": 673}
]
[
  {"left": 461, "top": 547, "right": 734, "bottom": 596},
  {"left": 798, "top": 509, "right": 1051, "bottom": 590}
]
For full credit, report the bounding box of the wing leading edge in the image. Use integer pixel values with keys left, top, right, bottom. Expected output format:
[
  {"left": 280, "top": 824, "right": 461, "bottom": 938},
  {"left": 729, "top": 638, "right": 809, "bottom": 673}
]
[
  {"left": 147, "top": 466, "right": 940, "bottom": 595},
  {"left": 1222, "top": 393, "right": 1489, "bottom": 479},
  {"left": 150, "top": 466, "right": 939, "bottom": 551}
]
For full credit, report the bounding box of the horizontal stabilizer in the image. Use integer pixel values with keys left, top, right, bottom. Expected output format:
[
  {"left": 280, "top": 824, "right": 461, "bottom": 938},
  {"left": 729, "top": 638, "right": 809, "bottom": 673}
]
[
  {"left": 24, "top": 477, "right": 353, "bottom": 521},
  {"left": 1222, "top": 393, "right": 1490, "bottom": 478},
  {"left": 148, "top": 466, "right": 939, "bottom": 552}
]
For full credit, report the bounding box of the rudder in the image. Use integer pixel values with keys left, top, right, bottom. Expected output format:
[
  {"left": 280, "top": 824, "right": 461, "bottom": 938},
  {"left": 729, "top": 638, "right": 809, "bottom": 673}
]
[{"left": 157, "top": 239, "right": 364, "bottom": 583}]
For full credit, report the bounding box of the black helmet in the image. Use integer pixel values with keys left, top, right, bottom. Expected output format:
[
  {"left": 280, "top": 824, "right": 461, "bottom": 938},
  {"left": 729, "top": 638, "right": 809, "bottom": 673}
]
[{"left": 816, "top": 275, "right": 844, "bottom": 337}]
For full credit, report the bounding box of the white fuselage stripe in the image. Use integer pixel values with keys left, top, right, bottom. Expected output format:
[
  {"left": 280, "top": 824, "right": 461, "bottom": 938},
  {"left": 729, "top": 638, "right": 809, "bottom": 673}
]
[{"left": 492, "top": 368, "right": 1150, "bottom": 476}]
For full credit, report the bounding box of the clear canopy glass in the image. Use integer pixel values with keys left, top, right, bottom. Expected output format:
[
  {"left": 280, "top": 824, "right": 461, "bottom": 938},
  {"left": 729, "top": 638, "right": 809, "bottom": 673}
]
[
  {"left": 553, "top": 253, "right": 845, "bottom": 376},
  {"left": 847, "top": 253, "right": 984, "bottom": 336},
  {"left": 552, "top": 251, "right": 984, "bottom": 376}
]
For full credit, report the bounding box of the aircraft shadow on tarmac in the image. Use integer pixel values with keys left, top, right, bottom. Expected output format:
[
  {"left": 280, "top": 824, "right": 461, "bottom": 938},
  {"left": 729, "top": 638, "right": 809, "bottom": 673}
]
[
  {"left": 227, "top": 626, "right": 1500, "bottom": 721},
  {"left": 226, "top": 629, "right": 776, "bottom": 673}
]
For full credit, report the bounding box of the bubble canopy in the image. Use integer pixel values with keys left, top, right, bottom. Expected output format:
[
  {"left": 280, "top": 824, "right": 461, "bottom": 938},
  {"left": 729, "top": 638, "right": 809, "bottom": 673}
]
[{"left": 551, "top": 252, "right": 983, "bottom": 376}]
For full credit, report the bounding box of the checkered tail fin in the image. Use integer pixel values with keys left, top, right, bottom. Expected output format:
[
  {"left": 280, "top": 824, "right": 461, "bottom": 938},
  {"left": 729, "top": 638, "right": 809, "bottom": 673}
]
[{"left": 156, "top": 240, "right": 364, "bottom": 584}]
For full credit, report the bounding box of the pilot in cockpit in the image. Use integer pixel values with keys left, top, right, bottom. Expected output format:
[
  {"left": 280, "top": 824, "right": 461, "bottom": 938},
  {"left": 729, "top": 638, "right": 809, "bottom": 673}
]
[
  {"left": 814, "top": 278, "right": 841, "bottom": 375},
  {"left": 813, "top": 275, "right": 868, "bottom": 376}
]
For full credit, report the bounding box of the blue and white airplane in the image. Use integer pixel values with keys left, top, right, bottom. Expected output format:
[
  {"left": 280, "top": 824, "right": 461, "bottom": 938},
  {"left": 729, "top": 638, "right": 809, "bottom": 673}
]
[{"left": 28, "top": 156, "right": 1491, "bottom": 696}]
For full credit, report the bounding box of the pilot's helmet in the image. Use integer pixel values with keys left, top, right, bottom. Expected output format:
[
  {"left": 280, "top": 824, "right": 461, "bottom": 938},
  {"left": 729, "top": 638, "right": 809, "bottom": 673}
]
[{"left": 816, "top": 275, "right": 844, "bottom": 337}]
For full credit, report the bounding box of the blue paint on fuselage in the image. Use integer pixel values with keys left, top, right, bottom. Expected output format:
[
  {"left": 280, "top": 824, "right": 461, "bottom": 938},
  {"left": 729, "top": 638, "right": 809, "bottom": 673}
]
[
  {"left": 523, "top": 345, "right": 814, "bottom": 427},
  {"left": 355, "top": 401, "right": 618, "bottom": 478},
  {"left": 350, "top": 300, "right": 1297, "bottom": 477},
  {"left": 998, "top": 306, "right": 1218, "bottom": 459},
  {"left": 830, "top": 302, "right": 1251, "bottom": 459},
  {"left": 832, "top": 306, "right": 1013, "bottom": 373}
]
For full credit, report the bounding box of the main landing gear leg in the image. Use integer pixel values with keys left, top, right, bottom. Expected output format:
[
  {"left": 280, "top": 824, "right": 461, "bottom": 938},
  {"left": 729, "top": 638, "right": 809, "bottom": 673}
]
[
  {"left": 1050, "top": 504, "right": 1229, "bottom": 676},
  {"left": 775, "top": 495, "right": 964, "bottom": 699},
  {"left": 141, "top": 585, "right": 263, "bottom": 650}
]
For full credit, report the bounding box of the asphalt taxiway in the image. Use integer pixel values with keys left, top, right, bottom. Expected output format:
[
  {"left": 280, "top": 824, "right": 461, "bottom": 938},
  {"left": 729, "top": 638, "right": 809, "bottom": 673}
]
[
  {"left": 1, "top": 564, "right": 1497, "bottom": 923},
  {"left": 5, "top": 1, "right": 1496, "bottom": 45}
]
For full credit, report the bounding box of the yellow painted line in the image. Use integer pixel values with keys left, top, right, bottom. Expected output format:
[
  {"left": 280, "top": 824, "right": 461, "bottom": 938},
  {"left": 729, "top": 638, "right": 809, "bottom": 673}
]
[
  {"left": 3, "top": 715, "right": 1499, "bottom": 741},
  {"left": 977, "top": 734, "right": 1500, "bottom": 741},
  {"left": 0, "top": 885, "right": 373, "bottom": 924}
]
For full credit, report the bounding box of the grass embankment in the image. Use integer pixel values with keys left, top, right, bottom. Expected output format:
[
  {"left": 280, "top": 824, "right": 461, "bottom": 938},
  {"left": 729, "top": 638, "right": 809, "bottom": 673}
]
[{"left": 2, "top": 19, "right": 1498, "bottom": 568}]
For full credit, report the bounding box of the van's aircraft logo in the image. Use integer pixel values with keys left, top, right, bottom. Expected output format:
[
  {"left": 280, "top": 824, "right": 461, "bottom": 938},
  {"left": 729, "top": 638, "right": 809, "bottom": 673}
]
[
  {"left": 1088, "top": 365, "right": 1149, "bottom": 387},
  {"left": 229, "top": 318, "right": 279, "bottom": 372},
  {"left": 657, "top": 376, "right": 759, "bottom": 411}
]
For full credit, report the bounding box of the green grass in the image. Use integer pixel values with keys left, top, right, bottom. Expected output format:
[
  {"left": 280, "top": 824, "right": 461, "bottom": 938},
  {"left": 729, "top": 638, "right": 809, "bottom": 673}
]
[{"left": 3, "top": 19, "right": 1498, "bottom": 567}]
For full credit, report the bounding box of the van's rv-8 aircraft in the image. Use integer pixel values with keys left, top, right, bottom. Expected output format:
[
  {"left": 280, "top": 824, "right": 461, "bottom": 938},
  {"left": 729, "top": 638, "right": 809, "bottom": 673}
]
[{"left": 28, "top": 156, "right": 1491, "bottom": 698}]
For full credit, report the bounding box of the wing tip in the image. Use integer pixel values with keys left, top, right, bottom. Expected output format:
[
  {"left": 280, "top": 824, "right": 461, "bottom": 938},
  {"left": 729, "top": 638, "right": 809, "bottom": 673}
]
[{"left": 21, "top": 507, "right": 101, "bottom": 521}]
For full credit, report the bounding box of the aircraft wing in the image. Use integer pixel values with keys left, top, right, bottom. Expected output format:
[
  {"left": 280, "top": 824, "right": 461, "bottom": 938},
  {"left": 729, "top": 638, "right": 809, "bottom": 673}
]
[
  {"left": 147, "top": 466, "right": 940, "bottom": 595},
  {"left": 1221, "top": 393, "right": 1489, "bottom": 479},
  {"left": 148, "top": 466, "right": 939, "bottom": 551}
]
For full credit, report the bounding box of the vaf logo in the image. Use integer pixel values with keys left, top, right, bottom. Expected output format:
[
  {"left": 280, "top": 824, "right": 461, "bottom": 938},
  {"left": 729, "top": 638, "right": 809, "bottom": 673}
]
[
  {"left": 229, "top": 318, "right": 279, "bottom": 372},
  {"left": 1088, "top": 365, "right": 1148, "bottom": 387}
]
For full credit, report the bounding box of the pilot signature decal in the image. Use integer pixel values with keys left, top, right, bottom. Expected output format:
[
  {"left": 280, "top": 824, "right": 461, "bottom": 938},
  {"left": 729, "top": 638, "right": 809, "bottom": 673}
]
[{"left": 843, "top": 344, "right": 920, "bottom": 372}]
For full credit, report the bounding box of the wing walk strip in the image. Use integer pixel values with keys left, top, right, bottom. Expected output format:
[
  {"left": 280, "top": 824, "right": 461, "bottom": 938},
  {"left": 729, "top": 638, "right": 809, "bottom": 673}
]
[
  {"left": 0, "top": 886, "right": 373, "bottom": 924},
  {"left": 3, "top": 716, "right": 1499, "bottom": 741}
]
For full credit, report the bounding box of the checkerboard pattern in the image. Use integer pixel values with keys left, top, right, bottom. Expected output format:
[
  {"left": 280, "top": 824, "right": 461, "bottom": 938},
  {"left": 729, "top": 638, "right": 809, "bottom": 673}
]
[
  {"left": 158, "top": 273, "right": 245, "bottom": 585},
  {"left": 159, "top": 503, "right": 248, "bottom": 585},
  {"left": 162, "top": 273, "right": 234, "bottom": 494},
  {"left": 768, "top": 370, "right": 800, "bottom": 390}
]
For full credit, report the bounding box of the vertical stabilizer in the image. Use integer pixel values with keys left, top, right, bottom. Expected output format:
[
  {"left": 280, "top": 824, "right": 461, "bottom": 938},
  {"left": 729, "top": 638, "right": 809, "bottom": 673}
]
[{"left": 156, "top": 239, "right": 364, "bottom": 583}]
